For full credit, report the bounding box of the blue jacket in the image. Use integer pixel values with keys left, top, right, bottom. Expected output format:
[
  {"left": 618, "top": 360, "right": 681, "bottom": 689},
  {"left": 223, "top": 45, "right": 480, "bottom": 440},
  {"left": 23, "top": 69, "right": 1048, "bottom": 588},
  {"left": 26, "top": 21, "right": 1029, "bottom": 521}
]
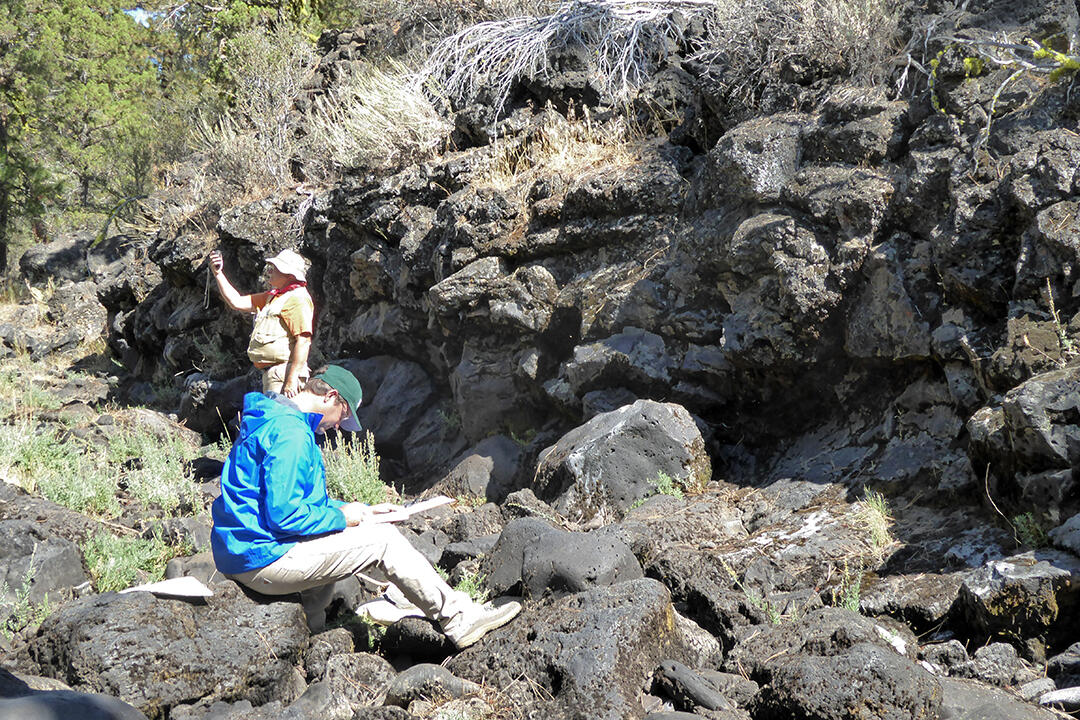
[{"left": 211, "top": 392, "right": 346, "bottom": 574}]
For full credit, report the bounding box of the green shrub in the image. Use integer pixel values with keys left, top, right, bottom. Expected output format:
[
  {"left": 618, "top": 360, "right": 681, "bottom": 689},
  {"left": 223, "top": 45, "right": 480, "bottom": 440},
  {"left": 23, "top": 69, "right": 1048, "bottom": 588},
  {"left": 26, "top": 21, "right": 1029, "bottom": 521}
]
[
  {"left": 81, "top": 531, "right": 183, "bottom": 593},
  {"left": 1013, "top": 512, "right": 1048, "bottom": 549},
  {"left": 856, "top": 488, "right": 894, "bottom": 559},
  {"left": 13, "top": 428, "right": 120, "bottom": 517},
  {"left": 109, "top": 430, "right": 199, "bottom": 515},
  {"left": 654, "top": 471, "right": 684, "bottom": 500},
  {"left": 830, "top": 560, "right": 863, "bottom": 613},
  {"left": 324, "top": 431, "right": 394, "bottom": 505},
  {"left": 196, "top": 25, "right": 317, "bottom": 193}
]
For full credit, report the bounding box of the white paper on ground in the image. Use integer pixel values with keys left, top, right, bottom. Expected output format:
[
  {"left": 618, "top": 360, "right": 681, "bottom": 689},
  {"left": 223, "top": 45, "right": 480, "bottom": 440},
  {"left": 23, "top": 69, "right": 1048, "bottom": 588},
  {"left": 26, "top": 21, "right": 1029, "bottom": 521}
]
[
  {"left": 367, "top": 495, "right": 455, "bottom": 524},
  {"left": 119, "top": 576, "right": 214, "bottom": 598}
]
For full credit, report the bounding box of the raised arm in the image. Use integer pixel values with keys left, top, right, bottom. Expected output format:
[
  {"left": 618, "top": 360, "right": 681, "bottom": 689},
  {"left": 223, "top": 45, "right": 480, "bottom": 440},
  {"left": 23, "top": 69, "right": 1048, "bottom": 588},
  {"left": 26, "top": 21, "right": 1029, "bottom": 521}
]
[{"left": 209, "top": 250, "right": 255, "bottom": 313}]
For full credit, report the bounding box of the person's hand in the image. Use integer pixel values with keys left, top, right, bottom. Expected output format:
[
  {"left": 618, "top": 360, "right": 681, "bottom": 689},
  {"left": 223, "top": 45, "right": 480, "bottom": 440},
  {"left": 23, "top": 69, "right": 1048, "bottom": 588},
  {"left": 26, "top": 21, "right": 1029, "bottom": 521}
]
[
  {"left": 208, "top": 250, "right": 224, "bottom": 274},
  {"left": 282, "top": 376, "right": 300, "bottom": 398},
  {"left": 341, "top": 502, "right": 403, "bottom": 526}
]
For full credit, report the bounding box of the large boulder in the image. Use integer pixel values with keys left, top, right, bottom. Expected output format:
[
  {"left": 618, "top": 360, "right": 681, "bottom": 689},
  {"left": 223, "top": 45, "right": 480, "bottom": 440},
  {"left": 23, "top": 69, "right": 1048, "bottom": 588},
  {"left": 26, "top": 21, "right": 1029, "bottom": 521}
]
[
  {"left": 28, "top": 582, "right": 310, "bottom": 719},
  {"left": 483, "top": 517, "right": 643, "bottom": 598},
  {"left": 956, "top": 549, "right": 1080, "bottom": 646},
  {"left": 533, "top": 399, "right": 710, "bottom": 522},
  {"left": 447, "top": 578, "right": 689, "bottom": 720},
  {"left": 752, "top": 642, "right": 942, "bottom": 720}
]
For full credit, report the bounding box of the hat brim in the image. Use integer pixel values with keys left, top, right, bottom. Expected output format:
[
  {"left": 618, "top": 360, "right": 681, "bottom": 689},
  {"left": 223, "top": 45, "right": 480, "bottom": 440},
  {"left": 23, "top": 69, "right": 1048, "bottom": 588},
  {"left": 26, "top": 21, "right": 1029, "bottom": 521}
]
[
  {"left": 265, "top": 257, "right": 306, "bottom": 282},
  {"left": 340, "top": 414, "right": 362, "bottom": 432}
]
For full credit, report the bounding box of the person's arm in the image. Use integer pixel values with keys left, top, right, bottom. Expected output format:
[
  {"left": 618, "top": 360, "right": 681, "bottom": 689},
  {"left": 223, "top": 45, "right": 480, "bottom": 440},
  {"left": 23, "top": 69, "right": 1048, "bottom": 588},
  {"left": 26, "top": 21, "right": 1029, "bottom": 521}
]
[
  {"left": 208, "top": 250, "right": 255, "bottom": 313},
  {"left": 281, "top": 334, "right": 312, "bottom": 398}
]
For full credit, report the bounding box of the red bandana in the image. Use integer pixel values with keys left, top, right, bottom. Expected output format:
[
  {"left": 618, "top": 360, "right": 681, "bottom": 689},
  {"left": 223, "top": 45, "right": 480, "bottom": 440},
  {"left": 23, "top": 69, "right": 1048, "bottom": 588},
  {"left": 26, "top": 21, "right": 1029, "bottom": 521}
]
[{"left": 267, "top": 281, "right": 306, "bottom": 298}]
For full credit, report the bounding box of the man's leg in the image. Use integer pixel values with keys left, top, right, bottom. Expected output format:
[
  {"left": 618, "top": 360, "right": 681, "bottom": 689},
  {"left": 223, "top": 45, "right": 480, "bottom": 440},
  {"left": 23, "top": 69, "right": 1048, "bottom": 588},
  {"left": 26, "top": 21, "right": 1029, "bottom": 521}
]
[
  {"left": 229, "top": 524, "right": 473, "bottom": 625},
  {"left": 262, "top": 363, "right": 285, "bottom": 393}
]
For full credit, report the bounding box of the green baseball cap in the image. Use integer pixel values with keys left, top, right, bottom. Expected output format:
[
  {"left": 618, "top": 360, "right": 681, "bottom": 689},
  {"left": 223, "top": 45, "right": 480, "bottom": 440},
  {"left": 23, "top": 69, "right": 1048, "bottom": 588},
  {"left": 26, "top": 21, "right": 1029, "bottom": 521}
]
[{"left": 313, "top": 365, "right": 362, "bottom": 431}]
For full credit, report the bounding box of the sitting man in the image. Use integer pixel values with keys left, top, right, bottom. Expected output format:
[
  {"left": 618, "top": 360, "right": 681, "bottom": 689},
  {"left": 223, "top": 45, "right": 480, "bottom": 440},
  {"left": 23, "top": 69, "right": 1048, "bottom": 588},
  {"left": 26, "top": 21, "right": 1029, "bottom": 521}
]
[
  {"left": 209, "top": 248, "right": 313, "bottom": 397},
  {"left": 210, "top": 365, "right": 521, "bottom": 648}
]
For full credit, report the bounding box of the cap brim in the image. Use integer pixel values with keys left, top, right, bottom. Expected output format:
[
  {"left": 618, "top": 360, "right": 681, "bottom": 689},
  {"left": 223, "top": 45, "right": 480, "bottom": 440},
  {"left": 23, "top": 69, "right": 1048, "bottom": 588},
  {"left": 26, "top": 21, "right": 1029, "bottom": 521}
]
[{"left": 340, "top": 414, "right": 362, "bottom": 432}]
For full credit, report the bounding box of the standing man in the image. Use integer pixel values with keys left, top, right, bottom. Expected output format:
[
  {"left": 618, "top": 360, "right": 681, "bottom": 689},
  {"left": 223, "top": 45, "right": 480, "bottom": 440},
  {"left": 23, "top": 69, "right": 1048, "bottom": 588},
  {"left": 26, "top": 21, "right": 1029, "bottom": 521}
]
[
  {"left": 209, "top": 248, "right": 313, "bottom": 397},
  {"left": 210, "top": 365, "right": 521, "bottom": 648}
]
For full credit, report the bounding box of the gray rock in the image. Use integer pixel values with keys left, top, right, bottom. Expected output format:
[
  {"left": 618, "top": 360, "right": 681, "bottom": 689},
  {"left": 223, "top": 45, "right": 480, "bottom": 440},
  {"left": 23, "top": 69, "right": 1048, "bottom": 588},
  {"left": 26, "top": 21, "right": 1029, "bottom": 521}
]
[
  {"left": 384, "top": 664, "right": 479, "bottom": 707},
  {"left": 653, "top": 659, "right": 734, "bottom": 712},
  {"left": 1049, "top": 514, "right": 1080, "bottom": 555},
  {"left": 696, "top": 671, "right": 759, "bottom": 707},
  {"left": 844, "top": 245, "right": 932, "bottom": 360},
  {"left": 954, "top": 642, "right": 1036, "bottom": 687},
  {"left": 322, "top": 653, "right": 396, "bottom": 710},
  {"left": 938, "top": 676, "right": 1060, "bottom": 719},
  {"left": 1040, "top": 686, "right": 1080, "bottom": 711},
  {"left": 1018, "top": 677, "right": 1057, "bottom": 701},
  {"left": 447, "top": 578, "right": 687, "bottom": 720},
  {"left": 534, "top": 399, "right": 710, "bottom": 521},
  {"left": 754, "top": 643, "right": 942, "bottom": 720},
  {"left": 451, "top": 341, "right": 539, "bottom": 443},
  {"left": 19, "top": 235, "right": 91, "bottom": 285},
  {"left": 558, "top": 327, "right": 674, "bottom": 397},
  {"left": 0, "top": 691, "right": 149, "bottom": 720},
  {"left": 698, "top": 114, "right": 807, "bottom": 205},
  {"left": 0, "top": 521, "right": 88, "bottom": 615},
  {"left": 441, "top": 504, "right": 504, "bottom": 544},
  {"left": 484, "top": 518, "right": 643, "bottom": 598},
  {"left": 305, "top": 628, "right": 355, "bottom": 682},
  {"left": 1002, "top": 366, "right": 1080, "bottom": 472},
  {"left": 436, "top": 435, "right": 525, "bottom": 503},
  {"left": 957, "top": 550, "right": 1080, "bottom": 643},
  {"left": 0, "top": 667, "right": 147, "bottom": 720},
  {"left": 352, "top": 357, "right": 436, "bottom": 450},
  {"left": 29, "top": 582, "right": 310, "bottom": 718}
]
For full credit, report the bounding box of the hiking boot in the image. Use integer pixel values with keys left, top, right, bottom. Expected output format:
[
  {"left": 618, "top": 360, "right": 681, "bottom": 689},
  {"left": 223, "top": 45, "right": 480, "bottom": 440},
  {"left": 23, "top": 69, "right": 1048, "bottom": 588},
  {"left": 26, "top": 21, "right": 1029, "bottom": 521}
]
[{"left": 442, "top": 600, "right": 522, "bottom": 649}]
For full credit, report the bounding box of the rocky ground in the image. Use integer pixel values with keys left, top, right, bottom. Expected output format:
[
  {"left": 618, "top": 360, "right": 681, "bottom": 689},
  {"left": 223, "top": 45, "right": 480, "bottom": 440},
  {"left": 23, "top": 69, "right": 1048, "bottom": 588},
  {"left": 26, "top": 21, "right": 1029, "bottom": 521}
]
[{"left": 5, "top": 0, "right": 1080, "bottom": 717}]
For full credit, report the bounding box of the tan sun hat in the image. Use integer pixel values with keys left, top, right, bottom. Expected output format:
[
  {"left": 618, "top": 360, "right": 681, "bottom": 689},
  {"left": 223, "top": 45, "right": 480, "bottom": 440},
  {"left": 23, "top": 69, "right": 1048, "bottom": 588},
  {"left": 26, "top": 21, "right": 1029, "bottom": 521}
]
[{"left": 265, "top": 249, "right": 307, "bottom": 282}]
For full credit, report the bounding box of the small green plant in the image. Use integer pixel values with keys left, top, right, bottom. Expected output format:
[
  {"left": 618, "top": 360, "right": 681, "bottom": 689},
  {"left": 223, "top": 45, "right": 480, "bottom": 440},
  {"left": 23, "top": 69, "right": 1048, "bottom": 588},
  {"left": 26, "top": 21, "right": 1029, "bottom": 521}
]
[
  {"left": 324, "top": 431, "right": 394, "bottom": 505},
  {"left": 455, "top": 493, "right": 487, "bottom": 509},
  {"left": 720, "top": 557, "right": 784, "bottom": 625},
  {"left": 830, "top": 560, "right": 863, "bottom": 613},
  {"left": 2, "top": 571, "right": 51, "bottom": 640},
  {"left": 654, "top": 471, "right": 684, "bottom": 499},
  {"left": 81, "top": 531, "right": 184, "bottom": 593},
  {"left": 354, "top": 613, "right": 387, "bottom": 650},
  {"left": 1012, "top": 512, "right": 1048, "bottom": 549},
  {"left": 454, "top": 569, "right": 490, "bottom": 604}
]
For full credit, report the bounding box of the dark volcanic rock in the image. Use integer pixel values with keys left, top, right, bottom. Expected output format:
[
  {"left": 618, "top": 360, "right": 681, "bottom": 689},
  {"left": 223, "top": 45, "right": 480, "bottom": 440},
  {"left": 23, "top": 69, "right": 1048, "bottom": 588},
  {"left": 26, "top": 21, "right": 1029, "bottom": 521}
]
[
  {"left": 753, "top": 643, "right": 942, "bottom": 720},
  {"left": 28, "top": 582, "right": 309, "bottom": 719},
  {"left": 533, "top": 399, "right": 710, "bottom": 521},
  {"left": 447, "top": 578, "right": 686, "bottom": 720},
  {"left": 483, "top": 517, "right": 643, "bottom": 598}
]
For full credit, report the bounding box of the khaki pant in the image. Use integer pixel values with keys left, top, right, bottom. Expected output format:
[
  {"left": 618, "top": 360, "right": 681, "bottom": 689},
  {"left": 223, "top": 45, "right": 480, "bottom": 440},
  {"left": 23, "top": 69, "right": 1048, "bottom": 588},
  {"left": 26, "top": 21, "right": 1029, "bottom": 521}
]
[
  {"left": 261, "top": 362, "right": 310, "bottom": 394},
  {"left": 229, "top": 523, "right": 472, "bottom": 625}
]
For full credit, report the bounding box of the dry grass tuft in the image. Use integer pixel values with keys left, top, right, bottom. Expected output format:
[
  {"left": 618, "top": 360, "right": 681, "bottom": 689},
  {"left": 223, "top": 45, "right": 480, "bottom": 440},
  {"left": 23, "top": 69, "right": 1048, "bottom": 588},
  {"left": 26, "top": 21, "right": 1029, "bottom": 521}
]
[
  {"left": 854, "top": 487, "right": 895, "bottom": 562},
  {"left": 700, "top": 0, "right": 902, "bottom": 106},
  {"left": 470, "top": 108, "right": 644, "bottom": 196},
  {"left": 305, "top": 60, "right": 452, "bottom": 176},
  {"left": 419, "top": 0, "right": 708, "bottom": 117}
]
